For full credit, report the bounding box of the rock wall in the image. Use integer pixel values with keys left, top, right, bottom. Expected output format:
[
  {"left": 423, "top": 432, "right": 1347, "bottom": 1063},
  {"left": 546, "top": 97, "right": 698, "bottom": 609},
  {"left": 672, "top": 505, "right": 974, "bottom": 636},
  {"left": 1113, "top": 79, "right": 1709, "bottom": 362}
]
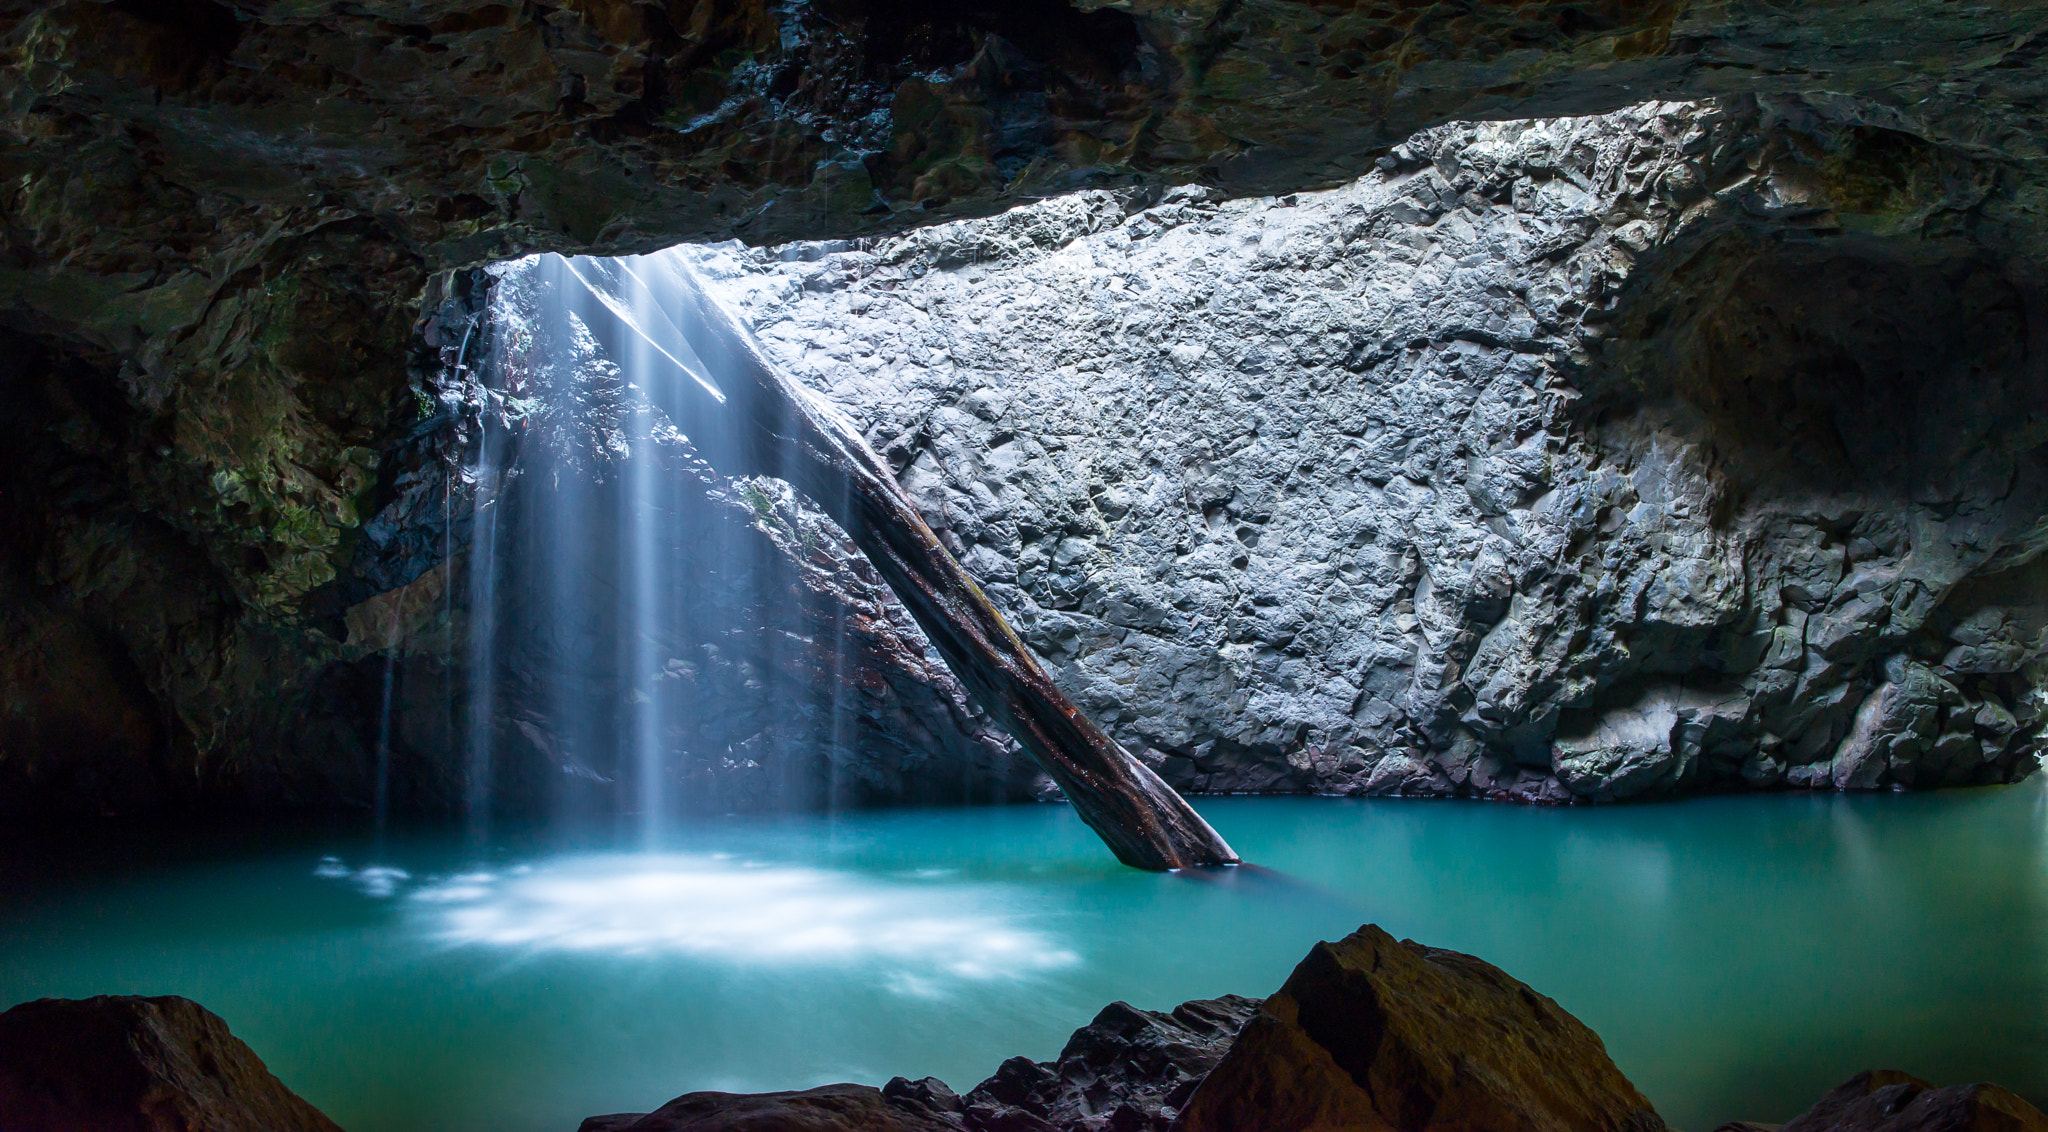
[
  {"left": 691, "top": 96, "right": 2048, "bottom": 800},
  {"left": 6, "top": 0, "right": 2048, "bottom": 814}
]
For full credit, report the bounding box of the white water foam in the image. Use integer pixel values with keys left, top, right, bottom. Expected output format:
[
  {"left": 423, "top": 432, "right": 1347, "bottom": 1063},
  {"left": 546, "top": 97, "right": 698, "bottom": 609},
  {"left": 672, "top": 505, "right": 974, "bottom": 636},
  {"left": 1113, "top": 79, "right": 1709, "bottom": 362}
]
[{"left": 320, "top": 853, "right": 1076, "bottom": 988}]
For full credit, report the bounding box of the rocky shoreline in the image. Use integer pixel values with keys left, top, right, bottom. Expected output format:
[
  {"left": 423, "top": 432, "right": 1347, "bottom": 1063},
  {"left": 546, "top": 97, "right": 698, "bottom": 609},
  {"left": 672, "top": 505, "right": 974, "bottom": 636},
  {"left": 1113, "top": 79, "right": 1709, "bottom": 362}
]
[{"left": 5, "top": 924, "right": 2042, "bottom": 1132}]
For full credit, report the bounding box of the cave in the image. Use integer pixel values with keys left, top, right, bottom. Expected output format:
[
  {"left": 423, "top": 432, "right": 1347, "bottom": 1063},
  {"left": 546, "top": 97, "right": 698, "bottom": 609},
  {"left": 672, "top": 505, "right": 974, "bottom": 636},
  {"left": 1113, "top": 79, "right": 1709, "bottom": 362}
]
[{"left": 3, "top": 5, "right": 2047, "bottom": 1132}]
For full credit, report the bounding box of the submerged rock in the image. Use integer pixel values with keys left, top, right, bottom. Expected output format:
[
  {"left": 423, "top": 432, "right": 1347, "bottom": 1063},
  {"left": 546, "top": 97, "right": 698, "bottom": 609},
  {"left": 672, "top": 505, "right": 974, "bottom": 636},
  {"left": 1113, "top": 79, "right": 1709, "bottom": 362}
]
[
  {"left": 0, "top": 995, "right": 342, "bottom": 1132},
  {"left": 1176, "top": 925, "right": 1667, "bottom": 1132}
]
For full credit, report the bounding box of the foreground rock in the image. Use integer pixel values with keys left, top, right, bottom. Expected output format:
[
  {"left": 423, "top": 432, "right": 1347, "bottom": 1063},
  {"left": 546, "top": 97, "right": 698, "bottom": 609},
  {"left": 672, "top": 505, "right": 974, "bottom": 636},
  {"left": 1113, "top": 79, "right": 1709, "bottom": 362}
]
[
  {"left": 579, "top": 995, "right": 1259, "bottom": 1132},
  {"left": 577, "top": 1083, "right": 956, "bottom": 1132},
  {"left": 0, "top": 995, "right": 341, "bottom": 1132},
  {"left": 1177, "top": 925, "right": 1665, "bottom": 1132},
  {"left": 590, "top": 924, "right": 1666, "bottom": 1132},
  {"left": 1713, "top": 1070, "right": 2048, "bottom": 1132},
  {"left": 583, "top": 926, "right": 2048, "bottom": 1132},
  {"left": 957, "top": 994, "right": 1259, "bottom": 1131},
  {"left": 582, "top": 929, "right": 2042, "bottom": 1132}
]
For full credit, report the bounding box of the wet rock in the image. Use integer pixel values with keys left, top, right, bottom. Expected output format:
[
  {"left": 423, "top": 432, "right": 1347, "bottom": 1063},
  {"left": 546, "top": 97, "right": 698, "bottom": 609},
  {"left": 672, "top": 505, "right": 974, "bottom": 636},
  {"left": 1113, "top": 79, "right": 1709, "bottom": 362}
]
[
  {"left": 960, "top": 996, "right": 1260, "bottom": 1132},
  {"left": 577, "top": 1083, "right": 958, "bottom": 1132},
  {"left": 884, "top": 1077, "right": 970, "bottom": 1127},
  {"left": 0, "top": 995, "right": 342, "bottom": 1132},
  {"left": 450, "top": 272, "right": 1045, "bottom": 815},
  {"left": 1553, "top": 692, "right": 1688, "bottom": 801},
  {"left": 1727, "top": 1070, "right": 2048, "bottom": 1132},
  {"left": 1832, "top": 662, "right": 1954, "bottom": 790},
  {"left": 583, "top": 994, "right": 1260, "bottom": 1132},
  {"left": 1175, "top": 925, "right": 1668, "bottom": 1132}
]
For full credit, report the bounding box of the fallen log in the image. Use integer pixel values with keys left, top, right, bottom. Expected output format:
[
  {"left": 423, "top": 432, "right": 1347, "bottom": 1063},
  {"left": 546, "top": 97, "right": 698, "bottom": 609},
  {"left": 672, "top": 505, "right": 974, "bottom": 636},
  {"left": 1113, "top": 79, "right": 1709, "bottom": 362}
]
[{"left": 550, "top": 251, "right": 1237, "bottom": 871}]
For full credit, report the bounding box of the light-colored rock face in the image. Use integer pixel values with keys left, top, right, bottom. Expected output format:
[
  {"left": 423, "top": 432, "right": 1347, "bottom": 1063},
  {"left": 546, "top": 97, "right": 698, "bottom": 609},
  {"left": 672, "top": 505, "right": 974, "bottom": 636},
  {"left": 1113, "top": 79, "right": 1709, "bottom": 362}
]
[{"left": 688, "top": 98, "right": 2047, "bottom": 800}]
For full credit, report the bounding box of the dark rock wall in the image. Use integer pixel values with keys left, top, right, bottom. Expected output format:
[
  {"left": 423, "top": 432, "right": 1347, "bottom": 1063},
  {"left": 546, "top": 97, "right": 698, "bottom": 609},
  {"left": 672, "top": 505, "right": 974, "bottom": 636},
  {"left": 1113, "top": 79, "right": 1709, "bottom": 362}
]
[{"left": 3, "top": 0, "right": 2048, "bottom": 814}]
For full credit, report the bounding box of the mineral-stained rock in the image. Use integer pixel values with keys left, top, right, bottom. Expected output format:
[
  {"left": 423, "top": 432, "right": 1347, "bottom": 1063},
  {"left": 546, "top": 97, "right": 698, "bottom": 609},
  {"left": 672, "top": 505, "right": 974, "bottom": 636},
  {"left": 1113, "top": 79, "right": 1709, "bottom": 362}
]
[
  {"left": 0, "top": 995, "right": 342, "bottom": 1132},
  {"left": 1722, "top": 1070, "right": 2048, "bottom": 1132},
  {"left": 1174, "top": 925, "right": 1668, "bottom": 1132}
]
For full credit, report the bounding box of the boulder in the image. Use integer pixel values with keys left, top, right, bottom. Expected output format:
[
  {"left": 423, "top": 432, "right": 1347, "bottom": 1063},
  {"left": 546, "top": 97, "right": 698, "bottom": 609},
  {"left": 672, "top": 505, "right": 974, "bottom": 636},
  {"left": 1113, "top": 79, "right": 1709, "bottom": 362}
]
[
  {"left": 0, "top": 995, "right": 342, "bottom": 1132},
  {"left": 960, "top": 995, "right": 1260, "bottom": 1132},
  {"left": 1722, "top": 1070, "right": 2048, "bottom": 1132},
  {"left": 582, "top": 937, "right": 2048, "bottom": 1132},
  {"left": 1174, "top": 925, "right": 1668, "bottom": 1132},
  {"left": 575, "top": 1083, "right": 958, "bottom": 1132},
  {"left": 588, "top": 996, "right": 1261, "bottom": 1132}
]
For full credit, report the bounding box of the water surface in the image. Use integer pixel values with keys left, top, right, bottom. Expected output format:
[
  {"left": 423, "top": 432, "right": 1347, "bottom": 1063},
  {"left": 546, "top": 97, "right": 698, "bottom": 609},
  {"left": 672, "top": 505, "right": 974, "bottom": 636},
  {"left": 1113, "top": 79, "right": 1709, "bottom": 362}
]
[{"left": 5, "top": 781, "right": 2046, "bottom": 1132}]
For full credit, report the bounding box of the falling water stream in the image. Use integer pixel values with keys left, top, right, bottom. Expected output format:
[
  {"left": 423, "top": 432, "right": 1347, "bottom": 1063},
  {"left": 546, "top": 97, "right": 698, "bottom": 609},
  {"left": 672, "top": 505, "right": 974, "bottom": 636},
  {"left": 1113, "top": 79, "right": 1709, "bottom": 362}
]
[
  {"left": 462, "top": 389, "right": 507, "bottom": 845},
  {"left": 451, "top": 249, "right": 884, "bottom": 840}
]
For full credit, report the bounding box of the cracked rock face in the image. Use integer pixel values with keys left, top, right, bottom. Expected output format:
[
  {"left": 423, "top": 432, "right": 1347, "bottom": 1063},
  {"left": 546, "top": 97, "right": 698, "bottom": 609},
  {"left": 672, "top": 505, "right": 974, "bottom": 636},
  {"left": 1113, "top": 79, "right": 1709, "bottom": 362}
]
[{"left": 688, "top": 96, "right": 2047, "bottom": 800}]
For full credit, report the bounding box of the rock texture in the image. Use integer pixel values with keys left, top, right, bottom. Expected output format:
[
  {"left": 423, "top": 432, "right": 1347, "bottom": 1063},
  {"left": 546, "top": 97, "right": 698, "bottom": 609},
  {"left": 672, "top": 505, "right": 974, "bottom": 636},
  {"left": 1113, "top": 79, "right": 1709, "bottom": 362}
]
[
  {"left": 569, "top": 994, "right": 1258, "bottom": 1132},
  {"left": 1176, "top": 925, "right": 1666, "bottom": 1132},
  {"left": 1715, "top": 1070, "right": 2048, "bottom": 1132},
  {"left": 955, "top": 994, "right": 1258, "bottom": 1131},
  {"left": 690, "top": 95, "right": 2048, "bottom": 799},
  {"left": 576, "top": 1083, "right": 956, "bottom": 1132},
  {"left": 0, "top": 994, "right": 342, "bottom": 1132},
  {"left": 4, "top": 0, "right": 2048, "bottom": 812}
]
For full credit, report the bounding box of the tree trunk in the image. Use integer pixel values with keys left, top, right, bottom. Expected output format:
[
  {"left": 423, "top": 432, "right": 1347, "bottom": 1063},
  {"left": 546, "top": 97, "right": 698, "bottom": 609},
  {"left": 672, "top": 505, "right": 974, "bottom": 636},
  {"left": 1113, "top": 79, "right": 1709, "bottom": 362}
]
[{"left": 558, "top": 252, "right": 1239, "bottom": 871}]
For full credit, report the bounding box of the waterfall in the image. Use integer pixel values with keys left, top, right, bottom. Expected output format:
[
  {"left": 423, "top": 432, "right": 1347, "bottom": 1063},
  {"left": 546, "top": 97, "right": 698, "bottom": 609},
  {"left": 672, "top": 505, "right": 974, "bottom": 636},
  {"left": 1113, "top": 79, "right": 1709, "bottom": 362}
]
[
  {"left": 454, "top": 250, "right": 807, "bottom": 841},
  {"left": 452, "top": 246, "right": 1052, "bottom": 847},
  {"left": 459, "top": 294, "right": 519, "bottom": 846},
  {"left": 372, "top": 630, "right": 397, "bottom": 847}
]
